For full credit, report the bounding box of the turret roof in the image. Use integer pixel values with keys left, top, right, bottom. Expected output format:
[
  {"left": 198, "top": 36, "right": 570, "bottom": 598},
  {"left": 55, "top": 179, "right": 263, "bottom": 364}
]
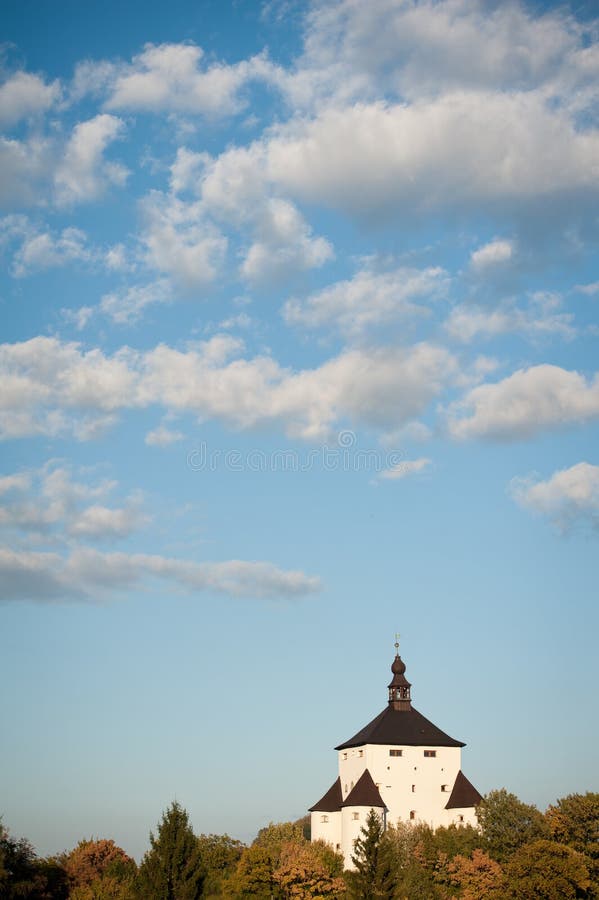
[
  {"left": 341, "top": 769, "right": 387, "bottom": 809},
  {"left": 308, "top": 776, "right": 343, "bottom": 812},
  {"left": 444, "top": 770, "right": 482, "bottom": 809},
  {"left": 335, "top": 705, "right": 465, "bottom": 750}
]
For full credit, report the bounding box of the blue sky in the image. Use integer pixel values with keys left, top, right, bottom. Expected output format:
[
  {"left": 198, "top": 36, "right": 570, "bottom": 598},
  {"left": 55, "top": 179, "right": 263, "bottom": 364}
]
[{"left": 1, "top": 0, "right": 598, "bottom": 861}]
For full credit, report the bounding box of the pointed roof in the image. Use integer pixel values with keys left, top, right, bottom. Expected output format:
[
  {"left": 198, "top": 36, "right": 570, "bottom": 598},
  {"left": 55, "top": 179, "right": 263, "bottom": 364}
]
[
  {"left": 444, "top": 770, "right": 483, "bottom": 809},
  {"left": 309, "top": 776, "right": 343, "bottom": 812},
  {"left": 341, "top": 769, "right": 387, "bottom": 809},
  {"left": 335, "top": 705, "right": 465, "bottom": 750}
]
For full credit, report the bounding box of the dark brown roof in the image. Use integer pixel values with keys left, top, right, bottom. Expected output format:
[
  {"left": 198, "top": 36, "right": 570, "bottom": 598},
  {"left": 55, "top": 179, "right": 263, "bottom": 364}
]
[
  {"left": 341, "top": 769, "right": 387, "bottom": 809},
  {"left": 309, "top": 776, "right": 343, "bottom": 812},
  {"left": 444, "top": 770, "right": 482, "bottom": 809},
  {"left": 335, "top": 705, "right": 465, "bottom": 750}
]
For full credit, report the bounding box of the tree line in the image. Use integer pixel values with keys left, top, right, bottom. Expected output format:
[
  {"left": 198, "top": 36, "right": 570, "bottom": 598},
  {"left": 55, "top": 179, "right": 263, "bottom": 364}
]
[{"left": 1, "top": 789, "right": 597, "bottom": 899}]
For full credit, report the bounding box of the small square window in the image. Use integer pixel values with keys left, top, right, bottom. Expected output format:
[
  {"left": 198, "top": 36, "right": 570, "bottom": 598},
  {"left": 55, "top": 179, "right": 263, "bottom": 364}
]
[
  {"left": 321, "top": 814, "right": 329, "bottom": 823},
  {"left": 458, "top": 815, "right": 464, "bottom": 823},
  {"left": 409, "top": 810, "right": 416, "bottom": 821},
  {"left": 353, "top": 812, "right": 359, "bottom": 821},
  {"left": 389, "top": 749, "right": 403, "bottom": 757},
  {"left": 411, "top": 784, "right": 415, "bottom": 792},
  {"left": 424, "top": 750, "right": 436, "bottom": 758},
  {"left": 343, "top": 752, "right": 348, "bottom": 760},
  {"left": 358, "top": 749, "right": 364, "bottom": 757},
  {"left": 441, "top": 785, "right": 448, "bottom": 792}
]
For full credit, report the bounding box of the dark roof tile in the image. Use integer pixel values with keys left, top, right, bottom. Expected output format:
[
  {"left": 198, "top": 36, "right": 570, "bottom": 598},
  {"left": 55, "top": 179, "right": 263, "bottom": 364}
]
[
  {"left": 309, "top": 776, "right": 343, "bottom": 812},
  {"left": 341, "top": 769, "right": 387, "bottom": 809},
  {"left": 335, "top": 706, "right": 465, "bottom": 750},
  {"left": 444, "top": 770, "right": 482, "bottom": 809}
]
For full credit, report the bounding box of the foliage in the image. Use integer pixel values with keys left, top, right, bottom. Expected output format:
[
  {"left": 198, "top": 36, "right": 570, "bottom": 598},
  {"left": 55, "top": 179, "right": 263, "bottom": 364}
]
[
  {"left": 195, "top": 834, "right": 244, "bottom": 898},
  {"left": 503, "top": 839, "right": 591, "bottom": 899},
  {"left": 546, "top": 792, "right": 599, "bottom": 892},
  {"left": 273, "top": 840, "right": 345, "bottom": 898},
  {"left": 136, "top": 802, "right": 205, "bottom": 900},
  {"left": 444, "top": 848, "right": 504, "bottom": 900},
  {"left": 346, "top": 809, "right": 393, "bottom": 899},
  {"left": 476, "top": 789, "right": 549, "bottom": 862},
  {"left": 0, "top": 821, "right": 68, "bottom": 900},
  {"left": 63, "top": 839, "right": 136, "bottom": 889}
]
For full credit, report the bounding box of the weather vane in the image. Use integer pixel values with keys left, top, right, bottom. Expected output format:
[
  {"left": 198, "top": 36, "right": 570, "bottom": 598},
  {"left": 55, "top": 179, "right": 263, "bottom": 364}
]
[{"left": 394, "top": 632, "right": 400, "bottom": 651}]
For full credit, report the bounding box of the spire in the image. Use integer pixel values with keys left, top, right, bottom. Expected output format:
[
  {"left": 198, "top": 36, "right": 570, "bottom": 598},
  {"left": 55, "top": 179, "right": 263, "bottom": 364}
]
[{"left": 388, "top": 638, "right": 412, "bottom": 711}]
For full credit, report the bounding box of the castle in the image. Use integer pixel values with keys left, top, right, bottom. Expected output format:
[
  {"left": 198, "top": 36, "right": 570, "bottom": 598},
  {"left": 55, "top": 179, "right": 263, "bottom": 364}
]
[{"left": 309, "top": 644, "right": 481, "bottom": 867}]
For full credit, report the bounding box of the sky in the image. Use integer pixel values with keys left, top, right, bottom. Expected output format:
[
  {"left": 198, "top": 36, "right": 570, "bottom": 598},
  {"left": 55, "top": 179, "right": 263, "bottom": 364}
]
[{"left": 0, "top": 0, "right": 598, "bottom": 862}]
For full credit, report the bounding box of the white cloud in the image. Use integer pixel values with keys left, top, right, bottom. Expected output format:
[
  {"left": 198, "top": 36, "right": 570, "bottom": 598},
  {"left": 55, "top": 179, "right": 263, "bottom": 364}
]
[
  {"left": 240, "top": 197, "right": 333, "bottom": 285},
  {"left": 447, "top": 364, "right": 599, "bottom": 441},
  {"left": 145, "top": 425, "right": 184, "bottom": 447},
  {"left": 576, "top": 281, "right": 599, "bottom": 296},
  {"left": 104, "top": 42, "right": 276, "bottom": 117},
  {"left": 0, "top": 335, "right": 457, "bottom": 442},
  {"left": 510, "top": 462, "right": 599, "bottom": 533},
  {"left": 0, "top": 136, "right": 53, "bottom": 207},
  {"left": 0, "top": 71, "right": 60, "bottom": 127},
  {"left": 445, "top": 293, "right": 575, "bottom": 343},
  {"left": 0, "top": 462, "right": 146, "bottom": 540},
  {"left": 264, "top": 93, "right": 599, "bottom": 219},
  {"left": 12, "top": 226, "right": 91, "bottom": 276},
  {"left": 140, "top": 192, "right": 227, "bottom": 290},
  {"left": 0, "top": 546, "right": 321, "bottom": 603},
  {"left": 54, "top": 114, "right": 128, "bottom": 206},
  {"left": 283, "top": 265, "right": 446, "bottom": 335},
  {"left": 379, "top": 457, "right": 431, "bottom": 480},
  {"left": 100, "top": 280, "right": 172, "bottom": 324},
  {"left": 470, "top": 238, "right": 514, "bottom": 270}
]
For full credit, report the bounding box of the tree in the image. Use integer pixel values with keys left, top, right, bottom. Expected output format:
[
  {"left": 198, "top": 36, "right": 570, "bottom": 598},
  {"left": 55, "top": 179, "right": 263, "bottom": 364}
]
[
  {"left": 383, "top": 821, "right": 442, "bottom": 900},
  {"left": 0, "top": 820, "right": 69, "bottom": 900},
  {"left": 503, "top": 839, "right": 591, "bottom": 899},
  {"left": 476, "top": 789, "right": 549, "bottom": 862},
  {"left": 195, "top": 834, "right": 244, "bottom": 898},
  {"left": 546, "top": 793, "right": 599, "bottom": 892},
  {"left": 347, "top": 809, "right": 393, "bottom": 899},
  {"left": 136, "top": 802, "right": 204, "bottom": 900},
  {"left": 444, "top": 848, "right": 504, "bottom": 900},
  {"left": 63, "top": 839, "right": 135, "bottom": 887},
  {"left": 273, "top": 840, "right": 345, "bottom": 898}
]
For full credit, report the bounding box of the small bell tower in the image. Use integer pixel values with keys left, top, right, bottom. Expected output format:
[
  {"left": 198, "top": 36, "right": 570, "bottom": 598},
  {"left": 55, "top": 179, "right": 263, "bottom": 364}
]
[{"left": 388, "top": 637, "right": 412, "bottom": 711}]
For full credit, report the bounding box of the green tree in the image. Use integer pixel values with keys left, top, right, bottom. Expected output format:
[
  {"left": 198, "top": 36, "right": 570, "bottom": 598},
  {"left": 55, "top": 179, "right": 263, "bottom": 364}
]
[
  {"left": 136, "top": 802, "right": 204, "bottom": 900},
  {"left": 383, "top": 821, "right": 441, "bottom": 900},
  {"left": 346, "top": 809, "right": 393, "bottom": 899},
  {"left": 476, "top": 789, "right": 549, "bottom": 862},
  {"left": 195, "top": 834, "right": 244, "bottom": 898},
  {"left": 503, "top": 839, "right": 591, "bottom": 899}
]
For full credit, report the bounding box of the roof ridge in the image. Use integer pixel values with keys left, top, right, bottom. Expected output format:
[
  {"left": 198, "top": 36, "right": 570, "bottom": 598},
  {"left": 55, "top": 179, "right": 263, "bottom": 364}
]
[{"left": 341, "top": 768, "right": 387, "bottom": 809}]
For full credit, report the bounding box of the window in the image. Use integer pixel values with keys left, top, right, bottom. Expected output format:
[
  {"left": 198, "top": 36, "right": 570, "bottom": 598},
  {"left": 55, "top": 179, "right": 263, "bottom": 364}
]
[
  {"left": 353, "top": 812, "right": 359, "bottom": 821},
  {"left": 336, "top": 844, "right": 341, "bottom": 851},
  {"left": 409, "top": 810, "right": 416, "bottom": 821},
  {"left": 458, "top": 815, "right": 464, "bottom": 823},
  {"left": 424, "top": 750, "right": 436, "bottom": 758},
  {"left": 343, "top": 752, "right": 347, "bottom": 760},
  {"left": 389, "top": 749, "right": 403, "bottom": 757},
  {"left": 411, "top": 784, "right": 415, "bottom": 792},
  {"left": 320, "top": 815, "right": 329, "bottom": 823},
  {"left": 441, "top": 785, "right": 448, "bottom": 792},
  {"left": 358, "top": 749, "right": 364, "bottom": 757}
]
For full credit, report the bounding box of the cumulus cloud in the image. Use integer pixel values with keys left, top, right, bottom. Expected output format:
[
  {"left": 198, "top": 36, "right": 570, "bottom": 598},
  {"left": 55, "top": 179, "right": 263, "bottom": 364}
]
[
  {"left": 0, "top": 462, "right": 146, "bottom": 540},
  {"left": 0, "top": 546, "right": 321, "bottom": 603},
  {"left": 510, "top": 462, "right": 599, "bottom": 533},
  {"left": 0, "top": 335, "right": 457, "bottom": 442},
  {"left": 54, "top": 114, "right": 128, "bottom": 206},
  {"left": 470, "top": 238, "right": 514, "bottom": 270},
  {"left": 104, "top": 42, "right": 276, "bottom": 117},
  {"left": 0, "top": 71, "right": 60, "bottom": 127},
  {"left": 379, "top": 457, "right": 431, "bottom": 480},
  {"left": 447, "top": 364, "right": 599, "bottom": 440},
  {"left": 444, "top": 293, "right": 575, "bottom": 343},
  {"left": 283, "top": 265, "right": 447, "bottom": 336},
  {"left": 139, "top": 192, "right": 227, "bottom": 291},
  {"left": 100, "top": 280, "right": 173, "bottom": 324},
  {"left": 145, "top": 425, "right": 184, "bottom": 446}
]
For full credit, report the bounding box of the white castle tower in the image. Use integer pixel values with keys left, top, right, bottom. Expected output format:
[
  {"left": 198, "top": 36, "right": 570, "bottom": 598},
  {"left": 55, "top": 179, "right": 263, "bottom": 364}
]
[{"left": 309, "top": 643, "right": 481, "bottom": 867}]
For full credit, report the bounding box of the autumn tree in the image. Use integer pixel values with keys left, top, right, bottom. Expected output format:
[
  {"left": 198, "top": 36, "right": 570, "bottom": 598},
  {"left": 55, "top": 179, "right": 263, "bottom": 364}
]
[
  {"left": 476, "top": 789, "right": 549, "bottom": 862},
  {"left": 546, "top": 792, "right": 599, "bottom": 892},
  {"left": 503, "top": 839, "right": 591, "bottom": 899},
  {"left": 273, "top": 840, "right": 345, "bottom": 898},
  {"left": 136, "top": 802, "right": 204, "bottom": 900},
  {"left": 444, "top": 847, "right": 504, "bottom": 900}
]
